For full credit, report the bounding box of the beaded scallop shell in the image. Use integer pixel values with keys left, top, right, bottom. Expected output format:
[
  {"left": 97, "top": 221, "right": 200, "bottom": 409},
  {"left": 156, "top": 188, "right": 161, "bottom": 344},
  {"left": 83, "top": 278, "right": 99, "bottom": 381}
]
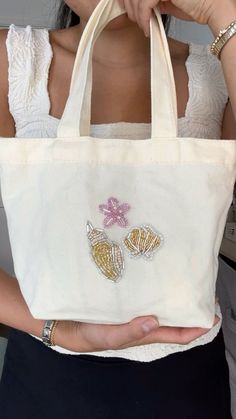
[{"left": 123, "top": 225, "right": 164, "bottom": 259}]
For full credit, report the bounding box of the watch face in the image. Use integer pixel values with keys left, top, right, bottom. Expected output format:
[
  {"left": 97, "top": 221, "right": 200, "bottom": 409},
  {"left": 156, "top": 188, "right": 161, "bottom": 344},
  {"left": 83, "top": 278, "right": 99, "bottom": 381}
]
[
  {"left": 42, "top": 321, "right": 55, "bottom": 346},
  {"left": 44, "top": 329, "right": 50, "bottom": 338}
]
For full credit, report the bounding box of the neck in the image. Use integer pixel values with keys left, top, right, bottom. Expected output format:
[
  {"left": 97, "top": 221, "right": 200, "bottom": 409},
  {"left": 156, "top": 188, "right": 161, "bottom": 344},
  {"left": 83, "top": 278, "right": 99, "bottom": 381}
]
[{"left": 73, "top": 19, "right": 152, "bottom": 68}]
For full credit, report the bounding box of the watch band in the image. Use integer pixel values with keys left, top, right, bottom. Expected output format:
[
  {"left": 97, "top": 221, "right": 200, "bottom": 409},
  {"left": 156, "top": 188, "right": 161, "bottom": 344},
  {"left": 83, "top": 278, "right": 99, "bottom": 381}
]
[
  {"left": 41, "top": 320, "right": 58, "bottom": 347},
  {"left": 211, "top": 20, "right": 236, "bottom": 60}
]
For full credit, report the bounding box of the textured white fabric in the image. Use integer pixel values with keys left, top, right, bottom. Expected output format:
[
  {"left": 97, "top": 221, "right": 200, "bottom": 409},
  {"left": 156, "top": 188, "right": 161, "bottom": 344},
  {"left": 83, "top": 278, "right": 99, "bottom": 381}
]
[
  {"left": 3, "top": 12, "right": 233, "bottom": 361},
  {"left": 6, "top": 24, "right": 229, "bottom": 141}
]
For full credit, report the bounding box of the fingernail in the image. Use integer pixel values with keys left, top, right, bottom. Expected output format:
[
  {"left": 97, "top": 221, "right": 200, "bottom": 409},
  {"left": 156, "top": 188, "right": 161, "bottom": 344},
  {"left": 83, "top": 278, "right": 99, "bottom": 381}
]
[{"left": 142, "top": 319, "right": 159, "bottom": 333}]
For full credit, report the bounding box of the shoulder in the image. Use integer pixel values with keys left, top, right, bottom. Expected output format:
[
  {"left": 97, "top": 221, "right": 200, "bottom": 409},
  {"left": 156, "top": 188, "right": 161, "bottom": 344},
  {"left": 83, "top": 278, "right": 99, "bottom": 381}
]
[
  {"left": 168, "top": 36, "right": 217, "bottom": 66},
  {"left": 168, "top": 35, "right": 221, "bottom": 65},
  {"left": 4, "top": 23, "right": 51, "bottom": 51},
  {"left": 0, "top": 28, "right": 9, "bottom": 112},
  {"left": 0, "top": 27, "right": 8, "bottom": 47},
  {"left": 0, "top": 27, "right": 15, "bottom": 136},
  {"left": 187, "top": 42, "right": 228, "bottom": 97},
  {"left": 0, "top": 24, "right": 50, "bottom": 138},
  {"left": 4, "top": 23, "right": 52, "bottom": 83},
  {"left": 171, "top": 37, "right": 228, "bottom": 94},
  {"left": 168, "top": 36, "right": 189, "bottom": 59},
  {"left": 0, "top": 28, "right": 9, "bottom": 88}
]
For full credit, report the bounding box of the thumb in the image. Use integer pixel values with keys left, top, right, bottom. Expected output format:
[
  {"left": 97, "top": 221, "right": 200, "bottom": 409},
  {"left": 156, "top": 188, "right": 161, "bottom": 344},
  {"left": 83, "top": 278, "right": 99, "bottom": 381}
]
[{"left": 103, "top": 316, "right": 160, "bottom": 349}]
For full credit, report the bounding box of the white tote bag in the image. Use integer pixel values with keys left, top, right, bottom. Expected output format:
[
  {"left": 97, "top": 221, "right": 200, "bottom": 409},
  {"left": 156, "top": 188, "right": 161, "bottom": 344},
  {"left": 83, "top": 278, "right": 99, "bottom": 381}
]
[{"left": 0, "top": 0, "right": 236, "bottom": 327}]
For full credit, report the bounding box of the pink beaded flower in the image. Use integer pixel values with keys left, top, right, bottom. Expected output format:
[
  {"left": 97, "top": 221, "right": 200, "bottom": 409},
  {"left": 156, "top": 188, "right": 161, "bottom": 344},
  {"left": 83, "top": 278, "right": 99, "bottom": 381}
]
[{"left": 99, "top": 197, "right": 130, "bottom": 228}]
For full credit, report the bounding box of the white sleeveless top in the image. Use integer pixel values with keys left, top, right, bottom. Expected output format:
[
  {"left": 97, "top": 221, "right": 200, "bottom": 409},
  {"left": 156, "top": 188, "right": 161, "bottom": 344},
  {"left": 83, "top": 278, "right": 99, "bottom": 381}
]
[{"left": 5, "top": 24, "right": 229, "bottom": 362}]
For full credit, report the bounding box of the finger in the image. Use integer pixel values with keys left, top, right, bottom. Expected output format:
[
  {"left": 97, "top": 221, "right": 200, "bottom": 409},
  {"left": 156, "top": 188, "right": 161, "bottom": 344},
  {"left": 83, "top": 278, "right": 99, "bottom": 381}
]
[
  {"left": 151, "top": 326, "right": 211, "bottom": 345},
  {"left": 123, "top": 0, "right": 137, "bottom": 23},
  {"left": 118, "top": 0, "right": 125, "bottom": 9},
  {"left": 79, "top": 316, "right": 159, "bottom": 351},
  {"left": 130, "top": 0, "right": 142, "bottom": 29},
  {"left": 143, "top": 315, "right": 221, "bottom": 346},
  {"left": 118, "top": 316, "right": 221, "bottom": 349},
  {"left": 119, "top": 315, "right": 221, "bottom": 349},
  {"left": 137, "top": 0, "right": 159, "bottom": 37},
  {"left": 118, "top": 325, "right": 212, "bottom": 349}
]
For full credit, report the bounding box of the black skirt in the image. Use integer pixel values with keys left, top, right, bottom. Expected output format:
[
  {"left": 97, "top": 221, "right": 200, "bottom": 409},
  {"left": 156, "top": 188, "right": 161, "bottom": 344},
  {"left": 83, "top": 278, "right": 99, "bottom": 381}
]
[{"left": 0, "top": 327, "right": 232, "bottom": 419}]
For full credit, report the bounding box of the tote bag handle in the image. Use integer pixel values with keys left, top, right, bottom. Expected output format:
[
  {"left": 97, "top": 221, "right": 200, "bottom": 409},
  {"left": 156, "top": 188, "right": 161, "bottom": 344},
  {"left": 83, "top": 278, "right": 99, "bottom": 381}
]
[{"left": 57, "top": 0, "right": 178, "bottom": 140}]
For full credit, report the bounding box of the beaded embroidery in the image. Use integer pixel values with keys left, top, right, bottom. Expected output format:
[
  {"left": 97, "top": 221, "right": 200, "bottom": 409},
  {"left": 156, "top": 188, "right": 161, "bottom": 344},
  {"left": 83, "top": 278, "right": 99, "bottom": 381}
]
[
  {"left": 87, "top": 222, "right": 124, "bottom": 282},
  {"left": 99, "top": 197, "right": 130, "bottom": 228},
  {"left": 123, "top": 225, "right": 164, "bottom": 259}
]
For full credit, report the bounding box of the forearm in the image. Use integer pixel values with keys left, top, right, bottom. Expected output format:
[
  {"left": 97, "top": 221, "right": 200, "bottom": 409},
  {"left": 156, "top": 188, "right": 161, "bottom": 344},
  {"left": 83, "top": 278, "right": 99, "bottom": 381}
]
[
  {"left": 208, "top": 0, "right": 236, "bottom": 120},
  {"left": 0, "top": 268, "right": 44, "bottom": 338}
]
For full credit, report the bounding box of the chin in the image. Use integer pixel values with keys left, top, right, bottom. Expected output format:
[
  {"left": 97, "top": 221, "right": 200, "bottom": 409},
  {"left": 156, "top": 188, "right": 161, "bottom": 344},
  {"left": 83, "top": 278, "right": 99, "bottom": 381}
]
[{"left": 66, "top": 1, "right": 134, "bottom": 31}]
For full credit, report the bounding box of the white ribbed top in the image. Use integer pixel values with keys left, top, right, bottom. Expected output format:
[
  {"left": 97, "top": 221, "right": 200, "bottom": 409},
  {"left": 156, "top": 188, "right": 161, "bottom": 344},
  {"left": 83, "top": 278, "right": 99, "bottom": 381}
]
[{"left": 5, "top": 23, "right": 229, "bottom": 362}]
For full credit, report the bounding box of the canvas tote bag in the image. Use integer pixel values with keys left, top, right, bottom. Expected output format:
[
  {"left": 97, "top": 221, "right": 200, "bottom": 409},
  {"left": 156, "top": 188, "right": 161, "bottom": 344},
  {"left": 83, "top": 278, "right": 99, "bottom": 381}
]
[{"left": 0, "top": 0, "right": 236, "bottom": 328}]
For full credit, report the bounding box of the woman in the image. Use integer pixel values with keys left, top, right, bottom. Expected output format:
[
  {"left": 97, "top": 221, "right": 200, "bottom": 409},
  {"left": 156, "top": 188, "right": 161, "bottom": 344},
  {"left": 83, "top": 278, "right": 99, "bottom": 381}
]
[{"left": 0, "top": 0, "right": 235, "bottom": 417}]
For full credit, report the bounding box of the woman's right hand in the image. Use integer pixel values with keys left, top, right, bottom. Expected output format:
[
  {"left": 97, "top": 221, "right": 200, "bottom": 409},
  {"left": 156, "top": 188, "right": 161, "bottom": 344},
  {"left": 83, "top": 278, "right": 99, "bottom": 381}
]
[{"left": 54, "top": 315, "right": 220, "bottom": 352}]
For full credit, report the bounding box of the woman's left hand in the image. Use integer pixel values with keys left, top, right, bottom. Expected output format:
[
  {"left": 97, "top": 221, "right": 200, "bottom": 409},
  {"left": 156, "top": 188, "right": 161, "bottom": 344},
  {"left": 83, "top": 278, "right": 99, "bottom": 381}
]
[{"left": 118, "top": 0, "right": 221, "bottom": 36}]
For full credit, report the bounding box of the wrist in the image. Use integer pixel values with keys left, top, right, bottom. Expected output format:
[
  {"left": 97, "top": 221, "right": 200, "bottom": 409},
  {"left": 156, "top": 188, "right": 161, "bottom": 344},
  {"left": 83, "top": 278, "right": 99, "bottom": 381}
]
[
  {"left": 29, "top": 318, "right": 45, "bottom": 339},
  {"left": 39, "top": 320, "right": 76, "bottom": 350},
  {"left": 208, "top": 0, "right": 236, "bottom": 36},
  {"left": 51, "top": 320, "right": 71, "bottom": 349},
  {"left": 41, "top": 320, "right": 59, "bottom": 347}
]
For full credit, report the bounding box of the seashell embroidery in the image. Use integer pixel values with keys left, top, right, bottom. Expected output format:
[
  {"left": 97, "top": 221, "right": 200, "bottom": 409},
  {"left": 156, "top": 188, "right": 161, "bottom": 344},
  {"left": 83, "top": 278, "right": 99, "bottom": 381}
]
[
  {"left": 87, "top": 222, "right": 124, "bottom": 282},
  {"left": 123, "top": 225, "right": 164, "bottom": 260},
  {"left": 99, "top": 197, "right": 130, "bottom": 229}
]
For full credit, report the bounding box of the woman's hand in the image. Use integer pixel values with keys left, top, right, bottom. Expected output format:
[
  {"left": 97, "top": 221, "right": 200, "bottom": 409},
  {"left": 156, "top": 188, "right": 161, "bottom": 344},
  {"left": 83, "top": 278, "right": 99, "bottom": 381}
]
[
  {"left": 54, "top": 315, "right": 220, "bottom": 352},
  {"left": 118, "top": 0, "right": 221, "bottom": 36}
]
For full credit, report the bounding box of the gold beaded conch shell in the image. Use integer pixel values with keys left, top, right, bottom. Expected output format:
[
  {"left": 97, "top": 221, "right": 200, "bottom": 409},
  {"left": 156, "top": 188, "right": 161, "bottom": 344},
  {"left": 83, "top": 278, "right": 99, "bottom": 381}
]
[
  {"left": 123, "top": 225, "right": 164, "bottom": 259},
  {"left": 87, "top": 222, "right": 124, "bottom": 282}
]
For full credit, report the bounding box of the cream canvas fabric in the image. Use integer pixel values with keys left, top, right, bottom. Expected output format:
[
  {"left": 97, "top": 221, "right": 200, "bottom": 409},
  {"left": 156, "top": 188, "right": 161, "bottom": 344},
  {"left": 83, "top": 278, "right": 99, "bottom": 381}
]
[{"left": 0, "top": 0, "right": 235, "bottom": 328}]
